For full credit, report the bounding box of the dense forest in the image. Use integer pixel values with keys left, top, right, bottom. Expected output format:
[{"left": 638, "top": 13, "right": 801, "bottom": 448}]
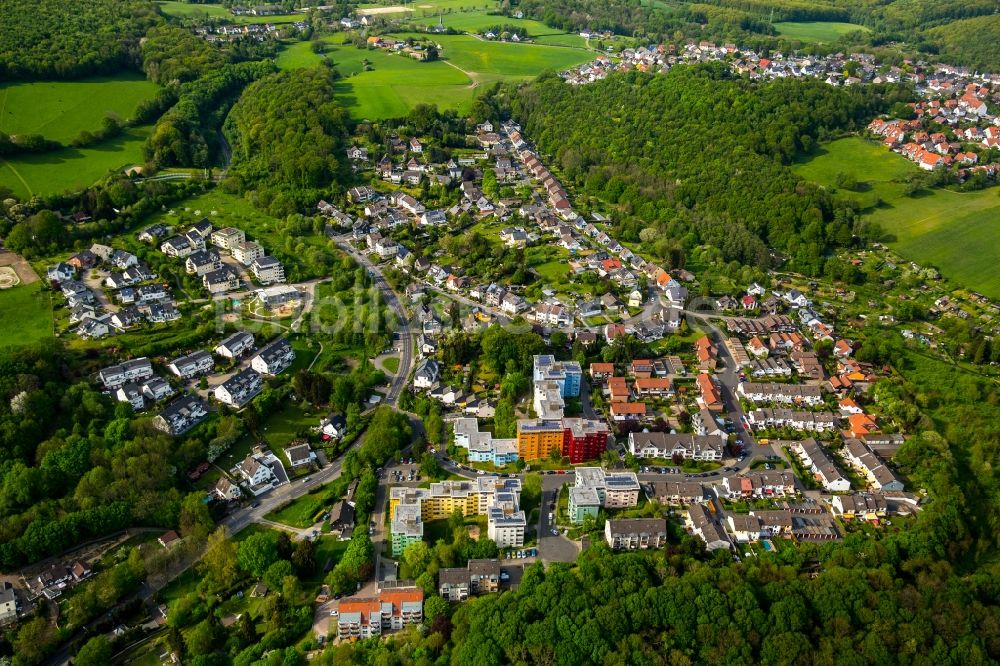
[
  {"left": 0, "top": 0, "right": 160, "bottom": 79},
  {"left": 492, "top": 64, "right": 898, "bottom": 273},
  {"left": 223, "top": 67, "right": 352, "bottom": 216},
  {"left": 145, "top": 60, "right": 277, "bottom": 168}
]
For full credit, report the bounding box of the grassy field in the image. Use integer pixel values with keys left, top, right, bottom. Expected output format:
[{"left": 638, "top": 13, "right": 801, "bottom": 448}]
[
  {"left": 0, "top": 75, "right": 159, "bottom": 144},
  {"left": 357, "top": 0, "right": 497, "bottom": 16},
  {"left": 794, "top": 137, "right": 1000, "bottom": 299},
  {"left": 410, "top": 10, "right": 585, "bottom": 48},
  {"left": 279, "top": 40, "right": 474, "bottom": 119},
  {"left": 146, "top": 189, "right": 299, "bottom": 255},
  {"left": 793, "top": 136, "right": 917, "bottom": 207},
  {"left": 0, "top": 125, "right": 150, "bottom": 198},
  {"left": 0, "top": 282, "right": 54, "bottom": 347},
  {"left": 277, "top": 29, "right": 590, "bottom": 119},
  {"left": 412, "top": 33, "right": 592, "bottom": 81},
  {"left": 156, "top": 1, "right": 302, "bottom": 23},
  {"left": 775, "top": 21, "right": 870, "bottom": 43}
]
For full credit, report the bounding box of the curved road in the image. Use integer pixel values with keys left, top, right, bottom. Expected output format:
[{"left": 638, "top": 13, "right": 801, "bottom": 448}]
[{"left": 332, "top": 235, "right": 414, "bottom": 406}]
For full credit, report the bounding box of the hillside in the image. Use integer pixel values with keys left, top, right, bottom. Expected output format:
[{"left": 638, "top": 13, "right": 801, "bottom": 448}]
[{"left": 506, "top": 64, "right": 893, "bottom": 273}]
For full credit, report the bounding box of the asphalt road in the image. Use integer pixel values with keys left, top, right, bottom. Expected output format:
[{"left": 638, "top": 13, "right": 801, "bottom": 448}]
[{"left": 332, "top": 236, "right": 414, "bottom": 407}]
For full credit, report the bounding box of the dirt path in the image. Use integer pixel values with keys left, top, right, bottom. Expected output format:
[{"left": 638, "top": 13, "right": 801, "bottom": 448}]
[
  {"left": 440, "top": 59, "right": 480, "bottom": 89},
  {"left": 0, "top": 158, "right": 33, "bottom": 198},
  {"left": 0, "top": 249, "right": 40, "bottom": 284}
]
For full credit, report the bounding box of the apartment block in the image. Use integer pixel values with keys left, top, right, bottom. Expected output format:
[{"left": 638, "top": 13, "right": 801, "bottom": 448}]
[{"left": 532, "top": 354, "right": 581, "bottom": 397}]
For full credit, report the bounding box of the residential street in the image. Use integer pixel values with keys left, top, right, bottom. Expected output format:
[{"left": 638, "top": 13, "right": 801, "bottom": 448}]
[{"left": 332, "top": 235, "right": 414, "bottom": 407}]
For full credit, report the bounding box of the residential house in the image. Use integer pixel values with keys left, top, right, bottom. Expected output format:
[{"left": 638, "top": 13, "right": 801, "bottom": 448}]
[
  {"left": 210, "top": 227, "right": 246, "bottom": 251},
  {"left": 203, "top": 266, "right": 240, "bottom": 294},
  {"left": 232, "top": 241, "right": 264, "bottom": 266},
  {"left": 99, "top": 357, "right": 154, "bottom": 389},
  {"left": 168, "top": 351, "right": 214, "bottom": 379},
  {"left": 414, "top": 359, "right": 440, "bottom": 389},
  {"left": 604, "top": 518, "right": 668, "bottom": 550},
  {"left": 186, "top": 249, "right": 223, "bottom": 276},
  {"left": 214, "top": 368, "right": 263, "bottom": 407},
  {"left": 213, "top": 477, "right": 242, "bottom": 501},
  {"left": 153, "top": 394, "right": 208, "bottom": 435},
  {"left": 215, "top": 331, "right": 255, "bottom": 359},
  {"left": 251, "top": 256, "right": 285, "bottom": 284},
  {"left": 251, "top": 338, "right": 295, "bottom": 375},
  {"left": 115, "top": 383, "right": 145, "bottom": 411},
  {"left": 686, "top": 503, "right": 731, "bottom": 551},
  {"left": 791, "top": 438, "right": 851, "bottom": 492},
  {"left": 285, "top": 441, "right": 316, "bottom": 468},
  {"left": 141, "top": 377, "right": 175, "bottom": 402},
  {"left": 627, "top": 432, "right": 724, "bottom": 461},
  {"left": 320, "top": 413, "right": 347, "bottom": 440}
]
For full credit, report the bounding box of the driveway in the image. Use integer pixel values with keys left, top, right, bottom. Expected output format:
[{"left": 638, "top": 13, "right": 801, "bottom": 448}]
[{"left": 537, "top": 474, "right": 581, "bottom": 563}]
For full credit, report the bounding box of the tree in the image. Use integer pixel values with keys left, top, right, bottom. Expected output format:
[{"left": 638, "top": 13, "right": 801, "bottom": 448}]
[
  {"left": 424, "top": 594, "right": 450, "bottom": 626},
  {"left": 291, "top": 538, "right": 316, "bottom": 575},
  {"left": 185, "top": 617, "right": 222, "bottom": 657},
  {"left": 264, "top": 559, "right": 295, "bottom": 591},
  {"left": 238, "top": 531, "right": 279, "bottom": 578},
  {"left": 179, "top": 492, "right": 214, "bottom": 540},
  {"left": 74, "top": 635, "right": 112, "bottom": 666},
  {"left": 202, "top": 528, "right": 241, "bottom": 591},
  {"left": 234, "top": 611, "right": 258, "bottom": 646},
  {"left": 13, "top": 615, "right": 59, "bottom": 664}
]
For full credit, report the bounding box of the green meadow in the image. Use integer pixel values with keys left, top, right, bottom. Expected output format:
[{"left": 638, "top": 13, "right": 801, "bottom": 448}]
[
  {"left": 156, "top": 1, "right": 301, "bottom": 23},
  {"left": 418, "top": 33, "right": 592, "bottom": 80},
  {"left": 794, "top": 137, "right": 1000, "bottom": 299},
  {"left": 278, "top": 32, "right": 590, "bottom": 119},
  {"left": 775, "top": 21, "right": 870, "bottom": 43},
  {"left": 0, "top": 282, "right": 54, "bottom": 347},
  {"left": 0, "top": 126, "right": 150, "bottom": 198},
  {"left": 0, "top": 74, "right": 159, "bottom": 144},
  {"left": 409, "top": 10, "right": 586, "bottom": 47},
  {"left": 278, "top": 41, "right": 473, "bottom": 119},
  {"left": 356, "top": 0, "right": 497, "bottom": 16}
]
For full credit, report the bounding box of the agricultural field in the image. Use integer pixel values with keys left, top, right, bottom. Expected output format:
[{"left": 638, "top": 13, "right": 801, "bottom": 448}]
[
  {"left": 0, "top": 125, "right": 150, "bottom": 198},
  {"left": 278, "top": 40, "right": 474, "bottom": 119},
  {"left": 413, "top": 33, "right": 592, "bottom": 81},
  {"left": 774, "top": 21, "right": 870, "bottom": 43},
  {"left": 794, "top": 137, "right": 1000, "bottom": 299},
  {"left": 0, "top": 282, "right": 54, "bottom": 347},
  {"left": 0, "top": 74, "right": 159, "bottom": 144},
  {"left": 277, "top": 29, "right": 590, "bottom": 119},
  {"left": 357, "top": 0, "right": 496, "bottom": 17},
  {"left": 156, "top": 1, "right": 302, "bottom": 23}
]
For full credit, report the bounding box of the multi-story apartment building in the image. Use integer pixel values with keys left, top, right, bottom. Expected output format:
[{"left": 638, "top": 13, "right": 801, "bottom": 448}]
[
  {"left": 532, "top": 354, "right": 582, "bottom": 397},
  {"left": 604, "top": 518, "right": 668, "bottom": 550}
]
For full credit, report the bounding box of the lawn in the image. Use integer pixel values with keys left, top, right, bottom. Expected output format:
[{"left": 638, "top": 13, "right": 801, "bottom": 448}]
[
  {"left": 775, "top": 21, "right": 870, "bottom": 43},
  {"left": 382, "top": 356, "right": 400, "bottom": 373},
  {"left": 793, "top": 137, "right": 1000, "bottom": 299},
  {"left": 266, "top": 492, "right": 327, "bottom": 528},
  {"left": 0, "top": 125, "right": 150, "bottom": 198},
  {"left": 0, "top": 282, "right": 54, "bottom": 347},
  {"left": 0, "top": 75, "right": 159, "bottom": 144}
]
